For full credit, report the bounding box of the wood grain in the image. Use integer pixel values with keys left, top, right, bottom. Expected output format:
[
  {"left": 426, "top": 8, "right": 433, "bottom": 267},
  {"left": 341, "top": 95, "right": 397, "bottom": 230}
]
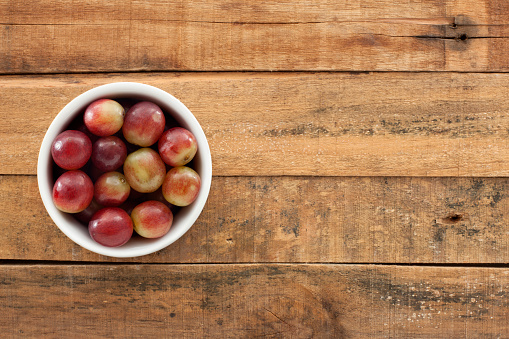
[
  {"left": 2, "top": 0, "right": 509, "bottom": 72},
  {"left": 3, "top": 175, "right": 509, "bottom": 263},
  {"left": 3, "top": 0, "right": 508, "bottom": 336},
  {"left": 0, "top": 264, "right": 507, "bottom": 337},
  {"left": 2, "top": 72, "right": 509, "bottom": 176}
]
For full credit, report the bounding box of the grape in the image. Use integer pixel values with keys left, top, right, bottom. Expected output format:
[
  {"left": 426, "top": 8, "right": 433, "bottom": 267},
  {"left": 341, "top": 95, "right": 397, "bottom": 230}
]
[
  {"left": 123, "top": 148, "right": 166, "bottom": 193},
  {"left": 94, "top": 172, "right": 130, "bottom": 207},
  {"left": 91, "top": 136, "right": 127, "bottom": 172},
  {"left": 158, "top": 127, "right": 197, "bottom": 167},
  {"left": 122, "top": 101, "right": 165, "bottom": 147},
  {"left": 88, "top": 207, "right": 133, "bottom": 247},
  {"left": 84, "top": 99, "right": 125, "bottom": 137},
  {"left": 51, "top": 130, "right": 92, "bottom": 170},
  {"left": 52, "top": 170, "right": 94, "bottom": 213},
  {"left": 162, "top": 166, "right": 201, "bottom": 207},
  {"left": 131, "top": 200, "right": 173, "bottom": 238}
]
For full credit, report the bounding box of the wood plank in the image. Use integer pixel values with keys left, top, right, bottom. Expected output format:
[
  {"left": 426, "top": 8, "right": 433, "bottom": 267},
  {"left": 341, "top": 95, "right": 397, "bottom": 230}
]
[
  {"left": 2, "top": 72, "right": 509, "bottom": 176},
  {"left": 0, "top": 264, "right": 507, "bottom": 337},
  {"left": 0, "top": 0, "right": 445, "bottom": 25},
  {"left": 1, "top": 0, "right": 509, "bottom": 72},
  {"left": 3, "top": 175, "right": 509, "bottom": 263}
]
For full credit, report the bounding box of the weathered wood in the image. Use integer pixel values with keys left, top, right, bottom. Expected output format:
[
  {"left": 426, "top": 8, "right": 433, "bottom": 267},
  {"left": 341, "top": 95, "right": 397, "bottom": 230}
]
[
  {"left": 0, "top": 0, "right": 446, "bottom": 25},
  {"left": 0, "top": 264, "right": 507, "bottom": 337},
  {"left": 2, "top": 72, "right": 509, "bottom": 176},
  {"left": 3, "top": 175, "right": 509, "bottom": 263},
  {"left": 1, "top": 0, "right": 509, "bottom": 72}
]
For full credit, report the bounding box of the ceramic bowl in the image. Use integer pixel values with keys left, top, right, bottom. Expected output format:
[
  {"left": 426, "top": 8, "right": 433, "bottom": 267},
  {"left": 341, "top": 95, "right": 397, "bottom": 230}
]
[{"left": 37, "top": 82, "right": 212, "bottom": 257}]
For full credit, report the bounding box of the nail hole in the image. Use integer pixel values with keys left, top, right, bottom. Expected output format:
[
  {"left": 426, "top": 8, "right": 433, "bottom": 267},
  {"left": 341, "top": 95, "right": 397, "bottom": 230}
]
[
  {"left": 458, "top": 34, "right": 468, "bottom": 41},
  {"left": 442, "top": 213, "right": 464, "bottom": 224},
  {"left": 450, "top": 23, "right": 458, "bottom": 29},
  {"left": 449, "top": 214, "right": 462, "bottom": 222}
]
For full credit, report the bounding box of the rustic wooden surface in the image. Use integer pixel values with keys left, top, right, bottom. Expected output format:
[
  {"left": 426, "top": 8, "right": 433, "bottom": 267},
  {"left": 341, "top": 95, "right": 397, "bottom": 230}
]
[
  {"left": 4, "top": 72, "right": 509, "bottom": 177},
  {"left": 1, "top": 264, "right": 508, "bottom": 338},
  {"left": 3, "top": 175, "right": 509, "bottom": 264},
  {"left": 2, "top": 0, "right": 509, "bottom": 337},
  {"left": 2, "top": 0, "right": 509, "bottom": 73}
]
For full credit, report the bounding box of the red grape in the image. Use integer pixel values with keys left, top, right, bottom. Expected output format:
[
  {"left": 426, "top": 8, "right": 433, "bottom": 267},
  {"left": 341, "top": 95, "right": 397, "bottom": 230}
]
[
  {"left": 162, "top": 166, "right": 201, "bottom": 207},
  {"left": 52, "top": 170, "right": 94, "bottom": 213},
  {"left": 122, "top": 101, "right": 165, "bottom": 147},
  {"left": 123, "top": 148, "right": 166, "bottom": 193},
  {"left": 158, "top": 127, "right": 197, "bottom": 167},
  {"left": 88, "top": 207, "right": 133, "bottom": 247},
  {"left": 51, "top": 130, "right": 92, "bottom": 170},
  {"left": 94, "top": 172, "right": 130, "bottom": 207},
  {"left": 131, "top": 200, "right": 173, "bottom": 238},
  {"left": 84, "top": 99, "right": 125, "bottom": 137},
  {"left": 91, "top": 136, "right": 127, "bottom": 172}
]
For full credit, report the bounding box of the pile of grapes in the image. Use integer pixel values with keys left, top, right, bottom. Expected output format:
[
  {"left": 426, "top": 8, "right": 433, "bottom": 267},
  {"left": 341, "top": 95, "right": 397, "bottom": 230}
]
[{"left": 51, "top": 99, "right": 201, "bottom": 247}]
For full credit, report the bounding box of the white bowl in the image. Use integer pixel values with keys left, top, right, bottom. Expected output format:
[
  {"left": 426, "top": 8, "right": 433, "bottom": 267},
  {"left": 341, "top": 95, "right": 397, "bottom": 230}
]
[{"left": 37, "top": 82, "right": 212, "bottom": 258}]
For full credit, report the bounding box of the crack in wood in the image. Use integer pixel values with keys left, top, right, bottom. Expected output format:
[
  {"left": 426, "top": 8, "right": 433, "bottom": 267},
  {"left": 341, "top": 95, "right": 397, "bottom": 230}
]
[
  {"left": 377, "top": 17, "right": 455, "bottom": 25},
  {"left": 358, "top": 32, "right": 508, "bottom": 40},
  {"left": 415, "top": 34, "right": 509, "bottom": 40},
  {"left": 263, "top": 307, "right": 292, "bottom": 327},
  {"left": 0, "top": 18, "right": 457, "bottom": 26},
  {"left": 253, "top": 330, "right": 288, "bottom": 337},
  {"left": 0, "top": 17, "right": 506, "bottom": 30}
]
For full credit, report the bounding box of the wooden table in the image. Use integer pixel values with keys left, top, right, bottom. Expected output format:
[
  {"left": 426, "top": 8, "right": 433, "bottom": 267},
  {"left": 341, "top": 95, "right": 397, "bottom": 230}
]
[{"left": 2, "top": 1, "right": 509, "bottom": 337}]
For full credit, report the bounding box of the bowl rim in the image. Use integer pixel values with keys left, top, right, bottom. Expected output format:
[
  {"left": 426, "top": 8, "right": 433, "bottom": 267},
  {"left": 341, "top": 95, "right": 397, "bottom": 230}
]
[{"left": 37, "top": 82, "right": 212, "bottom": 258}]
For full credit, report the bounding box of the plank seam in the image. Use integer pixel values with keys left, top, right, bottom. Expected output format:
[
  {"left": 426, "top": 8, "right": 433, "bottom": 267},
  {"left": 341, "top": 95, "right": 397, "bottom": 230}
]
[
  {"left": 0, "top": 260, "right": 507, "bottom": 267},
  {"left": 6, "top": 70, "right": 509, "bottom": 76},
  {"left": 6, "top": 174, "right": 509, "bottom": 179}
]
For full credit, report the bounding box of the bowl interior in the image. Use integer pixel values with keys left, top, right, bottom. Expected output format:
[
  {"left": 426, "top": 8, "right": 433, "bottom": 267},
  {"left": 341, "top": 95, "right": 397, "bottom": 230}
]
[{"left": 37, "top": 82, "right": 212, "bottom": 258}]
